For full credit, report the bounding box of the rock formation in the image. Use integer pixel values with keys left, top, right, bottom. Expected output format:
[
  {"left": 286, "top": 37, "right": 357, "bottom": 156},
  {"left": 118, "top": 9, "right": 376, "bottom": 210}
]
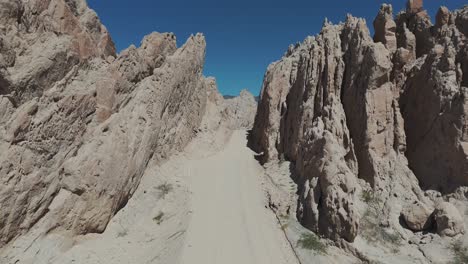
[
  {"left": 1, "top": 0, "right": 467, "bottom": 263},
  {"left": 250, "top": 0, "right": 467, "bottom": 247},
  {"left": 401, "top": 201, "right": 434, "bottom": 231},
  {"left": 399, "top": 5, "right": 468, "bottom": 192},
  {"left": 223, "top": 89, "right": 257, "bottom": 129},
  {"left": 374, "top": 4, "right": 397, "bottom": 53},
  {"left": 0, "top": 0, "right": 226, "bottom": 248},
  {"left": 434, "top": 202, "right": 464, "bottom": 237}
]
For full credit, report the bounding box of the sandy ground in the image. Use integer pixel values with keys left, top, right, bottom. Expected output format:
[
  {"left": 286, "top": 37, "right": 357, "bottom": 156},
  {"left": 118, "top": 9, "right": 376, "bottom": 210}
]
[
  {"left": 0, "top": 148, "right": 194, "bottom": 264},
  {"left": 0, "top": 129, "right": 298, "bottom": 264},
  {"left": 180, "top": 130, "right": 298, "bottom": 264}
]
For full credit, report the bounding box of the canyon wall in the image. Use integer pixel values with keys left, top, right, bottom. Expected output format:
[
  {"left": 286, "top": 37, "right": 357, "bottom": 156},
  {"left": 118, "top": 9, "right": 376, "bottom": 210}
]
[
  {"left": 0, "top": 0, "right": 222, "bottom": 247},
  {"left": 250, "top": 1, "right": 467, "bottom": 242}
]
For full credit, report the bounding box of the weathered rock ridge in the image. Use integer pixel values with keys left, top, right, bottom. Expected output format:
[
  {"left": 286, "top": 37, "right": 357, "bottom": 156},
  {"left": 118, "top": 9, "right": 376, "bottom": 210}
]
[
  {"left": 250, "top": 0, "right": 467, "bottom": 247},
  {"left": 223, "top": 89, "right": 257, "bottom": 129},
  {"left": 0, "top": 0, "right": 237, "bottom": 249}
]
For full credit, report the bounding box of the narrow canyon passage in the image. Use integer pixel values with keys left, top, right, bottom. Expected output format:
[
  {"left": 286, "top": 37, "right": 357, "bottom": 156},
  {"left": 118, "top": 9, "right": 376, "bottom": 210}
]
[{"left": 179, "top": 131, "right": 298, "bottom": 264}]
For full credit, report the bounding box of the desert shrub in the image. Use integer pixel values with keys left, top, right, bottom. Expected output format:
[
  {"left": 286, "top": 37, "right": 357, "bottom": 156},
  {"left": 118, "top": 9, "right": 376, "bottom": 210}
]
[
  {"left": 116, "top": 222, "right": 128, "bottom": 237},
  {"left": 156, "top": 183, "right": 173, "bottom": 197},
  {"left": 153, "top": 212, "right": 164, "bottom": 225},
  {"left": 450, "top": 240, "right": 468, "bottom": 264},
  {"left": 117, "top": 229, "right": 127, "bottom": 237},
  {"left": 360, "top": 204, "right": 402, "bottom": 252},
  {"left": 297, "top": 232, "right": 327, "bottom": 254},
  {"left": 361, "top": 189, "right": 377, "bottom": 203}
]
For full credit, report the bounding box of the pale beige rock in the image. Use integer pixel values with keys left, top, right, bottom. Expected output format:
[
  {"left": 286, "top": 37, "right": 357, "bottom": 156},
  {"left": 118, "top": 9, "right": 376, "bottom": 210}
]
[
  {"left": 0, "top": 0, "right": 218, "bottom": 249},
  {"left": 252, "top": 22, "right": 361, "bottom": 242},
  {"left": 455, "top": 6, "right": 468, "bottom": 36},
  {"left": 402, "top": 201, "right": 433, "bottom": 231},
  {"left": 0, "top": 1, "right": 467, "bottom": 264},
  {"left": 396, "top": 23, "right": 416, "bottom": 61},
  {"left": 436, "top": 6, "right": 451, "bottom": 28},
  {"left": 250, "top": 0, "right": 467, "bottom": 250},
  {"left": 0, "top": 0, "right": 21, "bottom": 27},
  {"left": 223, "top": 89, "right": 257, "bottom": 129},
  {"left": 397, "top": 0, "right": 433, "bottom": 58},
  {"left": 374, "top": 4, "right": 397, "bottom": 53},
  {"left": 394, "top": 4, "right": 468, "bottom": 194},
  {"left": 400, "top": 44, "right": 468, "bottom": 192},
  {"left": 407, "top": 0, "right": 423, "bottom": 14},
  {"left": 434, "top": 202, "right": 465, "bottom": 237}
]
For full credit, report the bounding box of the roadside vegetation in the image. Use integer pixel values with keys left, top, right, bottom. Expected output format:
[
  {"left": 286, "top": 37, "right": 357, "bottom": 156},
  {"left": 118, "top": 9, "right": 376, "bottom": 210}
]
[
  {"left": 361, "top": 189, "right": 376, "bottom": 204},
  {"left": 297, "top": 232, "right": 327, "bottom": 255},
  {"left": 153, "top": 212, "right": 165, "bottom": 225},
  {"left": 360, "top": 190, "right": 402, "bottom": 253},
  {"left": 450, "top": 240, "right": 468, "bottom": 264}
]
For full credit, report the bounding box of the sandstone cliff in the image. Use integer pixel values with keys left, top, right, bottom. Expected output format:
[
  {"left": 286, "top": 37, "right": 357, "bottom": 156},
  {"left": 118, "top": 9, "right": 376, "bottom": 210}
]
[
  {"left": 0, "top": 0, "right": 227, "bottom": 249},
  {"left": 250, "top": 1, "right": 467, "bottom": 260}
]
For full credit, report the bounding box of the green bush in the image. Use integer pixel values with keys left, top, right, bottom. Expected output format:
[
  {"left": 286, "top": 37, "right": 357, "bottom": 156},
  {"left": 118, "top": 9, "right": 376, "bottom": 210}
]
[
  {"left": 361, "top": 189, "right": 375, "bottom": 203},
  {"left": 360, "top": 204, "right": 402, "bottom": 251},
  {"left": 297, "top": 233, "right": 327, "bottom": 254}
]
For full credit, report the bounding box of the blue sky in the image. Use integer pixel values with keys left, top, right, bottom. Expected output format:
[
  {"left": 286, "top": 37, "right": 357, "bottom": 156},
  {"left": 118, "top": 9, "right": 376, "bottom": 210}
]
[{"left": 88, "top": 0, "right": 466, "bottom": 96}]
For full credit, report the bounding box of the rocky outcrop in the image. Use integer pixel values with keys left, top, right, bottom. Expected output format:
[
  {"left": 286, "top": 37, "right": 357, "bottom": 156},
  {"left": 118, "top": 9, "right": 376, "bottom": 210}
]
[
  {"left": 250, "top": 0, "right": 467, "bottom": 244},
  {"left": 434, "top": 202, "right": 465, "bottom": 237},
  {"left": 396, "top": 0, "right": 433, "bottom": 58},
  {"left": 399, "top": 7, "right": 468, "bottom": 192},
  {"left": 0, "top": 0, "right": 218, "bottom": 248},
  {"left": 402, "top": 202, "right": 434, "bottom": 231},
  {"left": 374, "top": 4, "right": 397, "bottom": 53},
  {"left": 223, "top": 89, "right": 257, "bottom": 129},
  {"left": 251, "top": 21, "right": 364, "bottom": 242},
  {"left": 406, "top": 0, "right": 423, "bottom": 14}
]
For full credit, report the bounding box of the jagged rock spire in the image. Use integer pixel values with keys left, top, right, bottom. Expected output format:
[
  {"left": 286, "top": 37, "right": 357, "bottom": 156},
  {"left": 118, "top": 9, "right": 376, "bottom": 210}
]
[
  {"left": 407, "top": 0, "right": 423, "bottom": 14},
  {"left": 373, "top": 4, "right": 397, "bottom": 52}
]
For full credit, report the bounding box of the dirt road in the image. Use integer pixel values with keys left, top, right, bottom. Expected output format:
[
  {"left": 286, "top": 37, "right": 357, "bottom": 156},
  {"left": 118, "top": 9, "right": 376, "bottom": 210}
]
[{"left": 179, "top": 130, "right": 298, "bottom": 264}]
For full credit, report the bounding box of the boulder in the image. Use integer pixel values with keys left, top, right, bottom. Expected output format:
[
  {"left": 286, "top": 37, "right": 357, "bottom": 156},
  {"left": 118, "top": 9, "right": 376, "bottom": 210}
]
[
  {"left": 402, "top": 201, "right": 434, "bottom": 231},
  {"left": 434, "top": 202, "right": 465, "bottom": 237}
]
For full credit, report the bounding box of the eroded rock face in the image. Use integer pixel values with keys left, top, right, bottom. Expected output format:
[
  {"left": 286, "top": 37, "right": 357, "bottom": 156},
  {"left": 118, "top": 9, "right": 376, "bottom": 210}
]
[
  {"left": 434, "top": 202, "right": 465, "bottom": 237},
  {"left": 250, "top": 0, "right": 467, "bottom": 243},
  {"left": 374, "top": 4, "right": 397, "bottom": 53},
  {"left": 223, "top": 89, "right": 257, "bottom": 129},
  {"left": 251, "top": 21, "right": 363, "bottom": 242},
  {"left": 397, "top": 0, "right": 433, "bottom": 58},
  {"left": 402, "top": 201, "right": 434, "bottom": 231},
  {"left": 0, "top": 0, "right": 216, "bottom": 247},
  {"left": 407, "top": 0, "right": 423, "bottom": 14},
  {"left": 400, "top": 5, "right": 468, "bottom": 192}
]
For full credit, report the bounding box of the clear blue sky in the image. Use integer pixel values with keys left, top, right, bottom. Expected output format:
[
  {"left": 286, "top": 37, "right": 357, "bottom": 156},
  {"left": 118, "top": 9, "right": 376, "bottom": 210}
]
[{"left": 88, "top": 0, "right": 466, "bottom": 96}]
